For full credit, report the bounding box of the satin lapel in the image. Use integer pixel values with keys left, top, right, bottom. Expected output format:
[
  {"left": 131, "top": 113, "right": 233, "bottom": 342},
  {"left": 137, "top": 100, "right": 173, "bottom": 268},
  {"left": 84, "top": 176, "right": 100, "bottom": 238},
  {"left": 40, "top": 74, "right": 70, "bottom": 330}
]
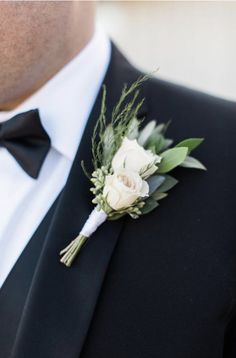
[{"left": 11, "top": 45, "right": 148, "bottom": 358}]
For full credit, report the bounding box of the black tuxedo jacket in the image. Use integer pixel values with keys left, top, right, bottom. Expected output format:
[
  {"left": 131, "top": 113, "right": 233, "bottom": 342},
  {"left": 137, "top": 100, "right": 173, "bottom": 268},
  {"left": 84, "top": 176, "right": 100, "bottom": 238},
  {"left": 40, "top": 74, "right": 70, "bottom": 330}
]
[{"left": 0, "top": 44, "right": 236, "bottom": 358}]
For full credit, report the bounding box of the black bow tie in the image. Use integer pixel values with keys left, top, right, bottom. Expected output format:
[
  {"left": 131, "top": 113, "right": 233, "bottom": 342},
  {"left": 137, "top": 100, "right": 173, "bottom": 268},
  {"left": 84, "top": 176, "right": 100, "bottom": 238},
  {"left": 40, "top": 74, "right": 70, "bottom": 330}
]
[{"left": 0, "top": 109, "right": 51, "bottom": 179}]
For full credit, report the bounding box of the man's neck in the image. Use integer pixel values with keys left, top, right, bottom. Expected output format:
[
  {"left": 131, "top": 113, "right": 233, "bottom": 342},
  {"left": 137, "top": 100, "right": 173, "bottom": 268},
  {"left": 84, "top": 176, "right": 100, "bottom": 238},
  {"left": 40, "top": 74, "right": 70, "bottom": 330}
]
[
  {"left": 0, "top": 93, "right": 33, "bottom": 111},
  {"left": 0, "top": 32, "right": 94, "bottom": 112},
  {"left": 0, "top": 2, "right": 95, "bottom": 112}
]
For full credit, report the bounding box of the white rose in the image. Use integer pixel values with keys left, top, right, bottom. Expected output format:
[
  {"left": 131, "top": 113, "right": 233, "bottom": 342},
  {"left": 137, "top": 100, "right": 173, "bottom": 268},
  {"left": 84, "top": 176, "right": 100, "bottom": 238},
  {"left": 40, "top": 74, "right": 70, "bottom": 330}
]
[
  {"left": 103, "top": 169, "right": 149, "bottom": 211},
  {"left": 112, "top": 137, "right": 161, "bottom": 177}
]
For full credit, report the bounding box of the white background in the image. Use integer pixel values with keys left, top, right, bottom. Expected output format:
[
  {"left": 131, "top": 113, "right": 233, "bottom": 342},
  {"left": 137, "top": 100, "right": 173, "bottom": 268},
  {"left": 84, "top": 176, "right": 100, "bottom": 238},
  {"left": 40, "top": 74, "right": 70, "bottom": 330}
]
[{"left": 97, "top": 1, "right": 236, "bottom": 101}]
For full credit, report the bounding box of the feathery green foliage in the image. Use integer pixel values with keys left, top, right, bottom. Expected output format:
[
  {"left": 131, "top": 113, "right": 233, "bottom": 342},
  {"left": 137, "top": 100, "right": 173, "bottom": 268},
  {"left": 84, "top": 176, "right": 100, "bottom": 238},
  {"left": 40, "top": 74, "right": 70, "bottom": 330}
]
[{"left": 91, "top": 75, "right": 149, "bottom": 171}]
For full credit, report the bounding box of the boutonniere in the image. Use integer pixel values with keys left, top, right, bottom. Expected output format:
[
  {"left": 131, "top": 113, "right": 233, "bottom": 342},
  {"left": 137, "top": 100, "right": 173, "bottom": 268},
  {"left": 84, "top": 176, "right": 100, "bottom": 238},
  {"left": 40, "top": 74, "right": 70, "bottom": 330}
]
[{"left": 60, "top": 76, "right": 206, "bottom": 267}]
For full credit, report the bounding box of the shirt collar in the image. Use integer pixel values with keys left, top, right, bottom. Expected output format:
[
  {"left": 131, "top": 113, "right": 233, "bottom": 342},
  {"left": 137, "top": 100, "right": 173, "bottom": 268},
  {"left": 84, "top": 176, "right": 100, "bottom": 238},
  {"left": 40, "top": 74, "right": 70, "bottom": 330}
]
[{"left": 0, "top": 27, "right": 111, "bottom": 161}]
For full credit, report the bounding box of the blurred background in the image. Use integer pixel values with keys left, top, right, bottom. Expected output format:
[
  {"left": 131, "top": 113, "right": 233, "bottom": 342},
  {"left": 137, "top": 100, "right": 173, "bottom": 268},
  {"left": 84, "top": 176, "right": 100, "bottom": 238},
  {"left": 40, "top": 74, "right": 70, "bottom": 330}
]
[{"left": 97, "top": 1, "right": 236, "bottom": 101}]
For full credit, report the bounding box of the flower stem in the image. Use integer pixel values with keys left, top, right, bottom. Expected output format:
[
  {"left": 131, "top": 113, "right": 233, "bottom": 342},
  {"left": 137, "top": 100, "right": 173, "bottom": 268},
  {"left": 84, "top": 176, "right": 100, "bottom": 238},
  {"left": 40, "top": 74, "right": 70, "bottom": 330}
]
[{"left": 60, "top": 234, "right": 88, "bottom": 267}]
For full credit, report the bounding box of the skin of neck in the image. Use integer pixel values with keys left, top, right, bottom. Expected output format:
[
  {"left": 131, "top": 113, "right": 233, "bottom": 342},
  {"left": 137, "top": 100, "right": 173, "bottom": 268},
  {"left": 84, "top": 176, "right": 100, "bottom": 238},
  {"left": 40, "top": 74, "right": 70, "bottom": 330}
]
[{"left": 0, "top": 1, "right": 95, "bottom": 111}]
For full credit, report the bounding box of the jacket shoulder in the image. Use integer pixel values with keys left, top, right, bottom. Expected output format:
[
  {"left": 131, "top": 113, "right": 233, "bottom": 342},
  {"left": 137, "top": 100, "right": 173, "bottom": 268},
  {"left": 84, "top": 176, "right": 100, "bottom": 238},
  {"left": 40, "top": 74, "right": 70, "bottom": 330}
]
[
  {"left": 111, "top": 45, "right": 236, "bottom": 136},
  {"left": 144, "top": 76, "right": 236, "bottom": 128}
]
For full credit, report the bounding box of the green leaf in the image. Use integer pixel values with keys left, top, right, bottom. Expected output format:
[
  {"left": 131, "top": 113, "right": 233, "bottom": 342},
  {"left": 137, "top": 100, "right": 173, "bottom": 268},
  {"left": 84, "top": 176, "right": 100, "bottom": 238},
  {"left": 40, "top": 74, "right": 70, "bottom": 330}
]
[
  {"left": 162, "top": 120, "right": 172, "bottom": 134},
  {"left": 146, "top": 132, "right": 165, "bottom": 153},
  {"left": 148, "top": 145, "right": 157, "bottom": 155},
  {"left": 161, "top": 138, "right": 173, "bottom": 151},
  {"left": 155, "top": 123, "right": 166, "bottom": 133},
  {"left": 147, "top": 175, "right": 165, "bottom": 195},
  {"left": 138, "top": 120, "right": 156, "bottom": 146},
  {"left": 141, "top": 197, "right": 159, "bottom": 215},
  {"left": 141, "top": 121, "right": 172, "bottom": 154},
  {"left": 102, "top": 124, "right": 115, "bottom": 164},
  {"left": 156, "top": 174, "right": 178, "bottom": 193},
  {"left": 153, "top": 192, "right": 168, "bottom": 201},
  {"left": 180, "top": 156, "right": 206, "bottom": 170},
  {"left": 175, "top": 138, "right": 204, "bottom": 154},
  {"left": 157, "top": 147, "right": 188, "bottom": 173},
  {"left": 81, "top": 160, "right": 91, "bottom": 180},
  {"left": 126, "top": 116, "right": 139, "bottom": 140}
]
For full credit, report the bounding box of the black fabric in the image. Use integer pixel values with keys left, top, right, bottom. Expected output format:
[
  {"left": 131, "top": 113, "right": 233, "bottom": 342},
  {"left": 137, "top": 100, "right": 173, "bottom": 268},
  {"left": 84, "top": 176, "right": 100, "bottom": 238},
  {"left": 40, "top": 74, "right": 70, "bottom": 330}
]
[
  {"left": 0, "top": 44, "right": 235, "bottom": 358},
  {"left": 80, "top": 48, "right": 236, "bottom": 358},
  {"left": 0, "top": 109, "right": 51, "bottom": 178},
  {"left": 0, "top": 196, "right": 60, "bottom": 358}
]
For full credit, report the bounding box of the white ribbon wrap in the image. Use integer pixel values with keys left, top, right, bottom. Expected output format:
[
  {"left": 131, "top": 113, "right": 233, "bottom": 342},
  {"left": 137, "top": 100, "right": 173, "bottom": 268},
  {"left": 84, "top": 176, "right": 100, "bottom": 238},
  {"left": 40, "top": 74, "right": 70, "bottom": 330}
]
[{"left": 80, "top": 207, "right": 108, "bottom": 238}]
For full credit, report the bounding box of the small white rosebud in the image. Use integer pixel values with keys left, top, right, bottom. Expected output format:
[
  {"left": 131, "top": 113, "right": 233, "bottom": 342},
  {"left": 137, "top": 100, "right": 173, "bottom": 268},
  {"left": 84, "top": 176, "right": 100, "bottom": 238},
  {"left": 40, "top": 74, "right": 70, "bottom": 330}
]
[
  {"left": 103, "top": 168, "right": 149, "bottom": 211},
  {"left": 112, "top": 137, "right": 161, "bottom": 178}
]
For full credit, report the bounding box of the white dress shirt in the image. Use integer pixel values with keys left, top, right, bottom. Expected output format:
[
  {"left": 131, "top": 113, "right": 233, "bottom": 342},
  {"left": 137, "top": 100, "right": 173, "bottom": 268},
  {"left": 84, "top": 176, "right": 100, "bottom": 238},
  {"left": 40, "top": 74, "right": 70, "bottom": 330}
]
[{"left": 0, "top": 28, "right": 111, "bottom": 289}]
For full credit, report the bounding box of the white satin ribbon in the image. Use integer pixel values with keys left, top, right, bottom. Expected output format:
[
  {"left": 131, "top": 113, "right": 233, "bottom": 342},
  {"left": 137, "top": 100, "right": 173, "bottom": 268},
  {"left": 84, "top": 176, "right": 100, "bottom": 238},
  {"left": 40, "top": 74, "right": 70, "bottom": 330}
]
[{"left": 80, "top": 206, "right": 107, "bottom": 237}]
